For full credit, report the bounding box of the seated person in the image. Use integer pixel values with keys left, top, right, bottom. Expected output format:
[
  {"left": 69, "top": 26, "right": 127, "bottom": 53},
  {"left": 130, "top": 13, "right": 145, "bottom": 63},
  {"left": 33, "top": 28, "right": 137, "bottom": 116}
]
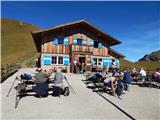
[
  {"left": 52, "top": 68, "right": 64, "bottom": 96},
  {"left": 155, "top": 68, "right": 160, "bottom": 81},
  {"left": 33, "top": 68, "right": 51, "bottom": 97},
  {"left": 53, "top": 68, "right": 64, "bottom": 88},
  {"left": 92, "top": 71, "right": 103, "bottom": 83},
  {"left": 101, "top": 70, "right": 107, "bottom": 78}
]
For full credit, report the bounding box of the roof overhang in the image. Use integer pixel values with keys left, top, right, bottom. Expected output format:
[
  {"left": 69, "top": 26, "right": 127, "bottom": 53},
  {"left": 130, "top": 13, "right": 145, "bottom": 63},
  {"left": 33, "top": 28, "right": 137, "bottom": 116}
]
[
  {"left": 109, "top": 48, "right": 125, "bottom": 58},
  {"left": 32, "top": 20, "right": 121, "bottom": 52}
]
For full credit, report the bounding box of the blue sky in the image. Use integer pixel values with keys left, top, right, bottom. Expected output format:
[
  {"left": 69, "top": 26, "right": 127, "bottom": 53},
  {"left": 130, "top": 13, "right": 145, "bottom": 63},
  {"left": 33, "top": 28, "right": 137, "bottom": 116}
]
[{"left": 1, "top": 1, "right": 160, "bottom": 62}]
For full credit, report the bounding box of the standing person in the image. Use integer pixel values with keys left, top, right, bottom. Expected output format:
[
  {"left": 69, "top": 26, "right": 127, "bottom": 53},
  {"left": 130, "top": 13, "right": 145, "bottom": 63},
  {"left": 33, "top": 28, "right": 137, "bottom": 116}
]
[
  {"left": 76, "top": 60, "right": 80, "bottom": 74},
  {"left": 73, "top": 59, "right": 77, "bottom": 73},
  {"left": 123, "top": 68, "right": 132, "bottom": 91},
  {"left": 81, "top": 61, "right": 85, "bottom": 74},
  {"left": 140, "top": 68, "right": 146, "bottom": 82}
]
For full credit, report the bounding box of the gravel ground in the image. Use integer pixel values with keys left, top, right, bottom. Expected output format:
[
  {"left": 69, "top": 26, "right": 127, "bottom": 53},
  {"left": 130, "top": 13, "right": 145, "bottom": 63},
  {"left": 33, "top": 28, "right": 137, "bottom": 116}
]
[{"left": 1, "top": 68, "right": 160, "bottom": 120}]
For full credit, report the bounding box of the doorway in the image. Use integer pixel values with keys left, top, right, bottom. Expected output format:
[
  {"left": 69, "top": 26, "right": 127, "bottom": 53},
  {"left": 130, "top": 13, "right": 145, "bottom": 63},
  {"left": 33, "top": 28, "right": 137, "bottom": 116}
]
[
  {"left": 79, "top": 57, "right": 86, "bottom": 73},
  {"left": 79, "top": 57, "right": 85, "bottom": 64}
]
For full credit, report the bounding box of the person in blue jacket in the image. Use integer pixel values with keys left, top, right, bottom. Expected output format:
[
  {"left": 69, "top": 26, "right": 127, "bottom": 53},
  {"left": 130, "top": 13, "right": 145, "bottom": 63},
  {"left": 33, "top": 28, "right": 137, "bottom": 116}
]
[{"left": 123, "top": 68, "right": 132, "bottom": 91}]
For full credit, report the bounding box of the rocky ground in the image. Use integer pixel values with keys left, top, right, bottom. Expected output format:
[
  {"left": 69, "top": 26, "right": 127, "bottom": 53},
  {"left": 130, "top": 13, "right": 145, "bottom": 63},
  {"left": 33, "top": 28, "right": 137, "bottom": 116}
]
[{"left": 1, "top": 68, "right": 160, "bottom": 120}]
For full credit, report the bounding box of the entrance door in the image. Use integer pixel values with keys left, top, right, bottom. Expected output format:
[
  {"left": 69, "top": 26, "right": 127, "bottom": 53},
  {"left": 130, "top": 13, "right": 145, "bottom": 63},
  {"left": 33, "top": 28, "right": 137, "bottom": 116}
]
[
  {"left": 79, "top": 57, "right": 85, "bottom": 64},
  {"left": 79, "top": 56, "right": 85, "bottom": 73}
]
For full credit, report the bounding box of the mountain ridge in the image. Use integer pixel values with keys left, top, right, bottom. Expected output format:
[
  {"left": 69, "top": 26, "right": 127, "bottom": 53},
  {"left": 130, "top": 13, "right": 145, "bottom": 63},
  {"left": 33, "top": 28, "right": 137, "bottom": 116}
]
[{"left": 138, "top": 50, "right": 160, "bottom": 62}]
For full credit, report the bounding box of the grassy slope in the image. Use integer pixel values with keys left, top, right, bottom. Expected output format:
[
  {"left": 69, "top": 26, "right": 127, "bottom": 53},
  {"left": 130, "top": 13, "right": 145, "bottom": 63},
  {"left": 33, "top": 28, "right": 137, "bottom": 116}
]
[
  {"left": 120, "top": 50, "right": 160, "bottom": 71},
  {"left": 134, "top": 50, "right": 160, "bottom": 71},
  {"left": 120, "top": 58, "right": 160, "bottom": 71},
  {"left": 1, "top": 18, "right": 40, "bottom": 65},
  {"left": 135, "top": 61, "right": 160, "bottom": 71},
  {"left": 151, "top": 50, "right": 160, "bottom": 57}
]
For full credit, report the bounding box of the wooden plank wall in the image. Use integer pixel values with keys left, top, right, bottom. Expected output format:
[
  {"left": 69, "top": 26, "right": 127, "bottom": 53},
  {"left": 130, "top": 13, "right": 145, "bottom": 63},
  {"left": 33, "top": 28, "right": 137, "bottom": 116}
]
[{"left": 43, "top": 33, "right": 108, "bottom": 56}]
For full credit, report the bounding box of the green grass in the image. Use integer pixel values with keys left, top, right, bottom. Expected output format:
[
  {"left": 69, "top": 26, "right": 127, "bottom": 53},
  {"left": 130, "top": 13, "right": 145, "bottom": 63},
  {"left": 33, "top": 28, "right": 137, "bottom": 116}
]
[
  {"left": 120, "top": 58, "right": 160, "bottom": 71},
  {"left": 1, "top": 18, "right": 40, "bottom": 65},
  {"left": 135, "top": 61, "right": 160, "bottom": 71}
]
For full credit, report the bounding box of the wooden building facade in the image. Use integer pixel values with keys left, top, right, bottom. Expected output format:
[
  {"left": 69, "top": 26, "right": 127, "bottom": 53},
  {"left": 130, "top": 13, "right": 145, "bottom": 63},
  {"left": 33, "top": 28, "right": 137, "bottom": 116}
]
[{"left": 32, "top": 20, "right": 124, "bottom": 72}]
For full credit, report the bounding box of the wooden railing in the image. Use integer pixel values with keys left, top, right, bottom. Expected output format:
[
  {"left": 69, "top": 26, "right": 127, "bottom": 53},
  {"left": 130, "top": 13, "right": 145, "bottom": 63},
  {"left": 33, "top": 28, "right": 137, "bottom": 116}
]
[
  {"left": 71, "top": 44, "right": 93, "bottom": 53},
  {"left": 49, "top": 45, "right": 70, "bottom": 54},
  {"left": 44, "top": 44, "right": 104, "bottom": 56},
  {"left": 93, "top": 48, "right": 103, "bottom": 56}
]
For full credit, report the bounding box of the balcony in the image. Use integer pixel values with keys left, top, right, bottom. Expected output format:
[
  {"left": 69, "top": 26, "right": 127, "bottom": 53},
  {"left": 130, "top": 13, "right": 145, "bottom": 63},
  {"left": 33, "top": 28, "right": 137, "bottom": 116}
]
[
  {"left": 50, "top": 44, "right": 70, "bottom": 54},
  {"left": 71, "top": 44, "right": 93, "bottom": 53},
  {"left": 93, "top": 48, "right": 103, "bottom": 56}
]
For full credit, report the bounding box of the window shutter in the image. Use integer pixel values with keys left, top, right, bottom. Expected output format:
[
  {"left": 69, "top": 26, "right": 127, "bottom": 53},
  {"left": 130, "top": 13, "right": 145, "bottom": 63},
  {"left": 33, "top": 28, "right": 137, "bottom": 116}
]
[
  {"left": 98, "top": 42, "right": 103, "bottom": 49},
  {"left": 64, "top": 56, "right": 69, "bottom": 66},
  {"left": 52, "top": 38, "right": 58, "bottom": 45},
  {"left": 73, "top": 38, "right": 77, "bottom": 44},
  {"left": 64, "top": 37, "right": 69, "bottom": 45},
  {"left": 90, "top": 39, "right": 94, "bottom": 46},
  {"left": 82, "top": 39, "right": 86, "bottom": 46},
  {"left": 44, "top": 56, "right": 51, "bottom": 65},
  {"left": 103, "top": 58, "right": 108, "bottom": 66},
  {"left": 116, "top": 59, "right": 120, "bottom": 68},
  {"left": 109, "top": 58, "right": 112, "bottom": 66},
  {"left": 91, "top": 57, "right": 94, "bottom": 65}
]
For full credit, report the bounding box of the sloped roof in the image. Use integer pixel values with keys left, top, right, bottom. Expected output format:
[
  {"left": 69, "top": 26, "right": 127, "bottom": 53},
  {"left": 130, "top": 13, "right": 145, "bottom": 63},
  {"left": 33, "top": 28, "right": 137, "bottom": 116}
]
[
  {"left": 32, "top": 19, "right": 122, "bottom": 52},
  {"left": 109, "top": 48, "right": 125, "bottom": 58}
]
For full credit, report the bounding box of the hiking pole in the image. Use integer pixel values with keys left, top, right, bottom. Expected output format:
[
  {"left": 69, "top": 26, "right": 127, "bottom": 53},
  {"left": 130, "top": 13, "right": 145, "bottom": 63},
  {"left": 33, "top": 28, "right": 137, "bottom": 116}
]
[
  {"left": 6, "top": 77, "right": 18, "bottom": 97},
  {"left": 64, "top": 76, "right": 76, "bottom": 94}
]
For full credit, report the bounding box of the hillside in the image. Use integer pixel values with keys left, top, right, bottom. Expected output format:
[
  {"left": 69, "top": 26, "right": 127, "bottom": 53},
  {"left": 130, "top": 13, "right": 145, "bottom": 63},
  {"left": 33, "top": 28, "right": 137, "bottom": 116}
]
[
  {"left": 120, "top": 58, "right": 160, "bottom": 71},
  {"left": 1, "top": 18, "right": 40, "bottom": 65},
  {"left": 120, "top": 50, "right": 160, "bottom": 71},
  {"left": 119, "top": 58, "right": 135, "bottom": 69},
  {"left": 135, "top": 50, "right": 160, "bottom": 71},
  {"left": 139, "top": 50, "right": 160, "bottom": 62}
]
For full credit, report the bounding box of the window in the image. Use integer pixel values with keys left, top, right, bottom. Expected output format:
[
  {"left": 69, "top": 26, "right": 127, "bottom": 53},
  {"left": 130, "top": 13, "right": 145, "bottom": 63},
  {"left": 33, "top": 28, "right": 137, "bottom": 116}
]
[
  {"left": 112, "top": 59, "right": 116, "bottom": 65},
  {"left": 58, "top": 37, "right": 64, "bottom": 44},
  {"left": 77, "top": 39, "right": 82, "bottom": 45},
  {"left": 93, "top": 58, "right": 97, "bottom": 65},
  {"left": 51, "top": 56, "right": 63, "bottom": 65},
  {"left": 93, "top": 58, "right": 103, "bottom": 66},
  {"left": 58, "top": 56, "right": 63, "bottom": 64},
  {"left": 94, "top": 41, "right": 99, "bottom": 48},
  {"left": 98, "top": 58, "right": 103, "bottom": 66},
  {"left": 52, "top": 56, "right": 57, "bottom": 64}
]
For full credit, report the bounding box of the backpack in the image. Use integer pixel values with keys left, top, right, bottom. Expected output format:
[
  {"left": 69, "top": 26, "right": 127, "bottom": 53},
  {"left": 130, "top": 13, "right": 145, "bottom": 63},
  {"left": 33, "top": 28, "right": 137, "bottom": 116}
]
[
  {"left": 115, "top": 80, "right": 123, "bottom": 96},
  {"left": 52, "top": 86, "right": 62, "bottom": 97},
  {"left": 63, "top": 87, "right": 70, "bottom": 96},
  {"left": 24, "top": 73, "right": 32, "bottom": 80}
]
